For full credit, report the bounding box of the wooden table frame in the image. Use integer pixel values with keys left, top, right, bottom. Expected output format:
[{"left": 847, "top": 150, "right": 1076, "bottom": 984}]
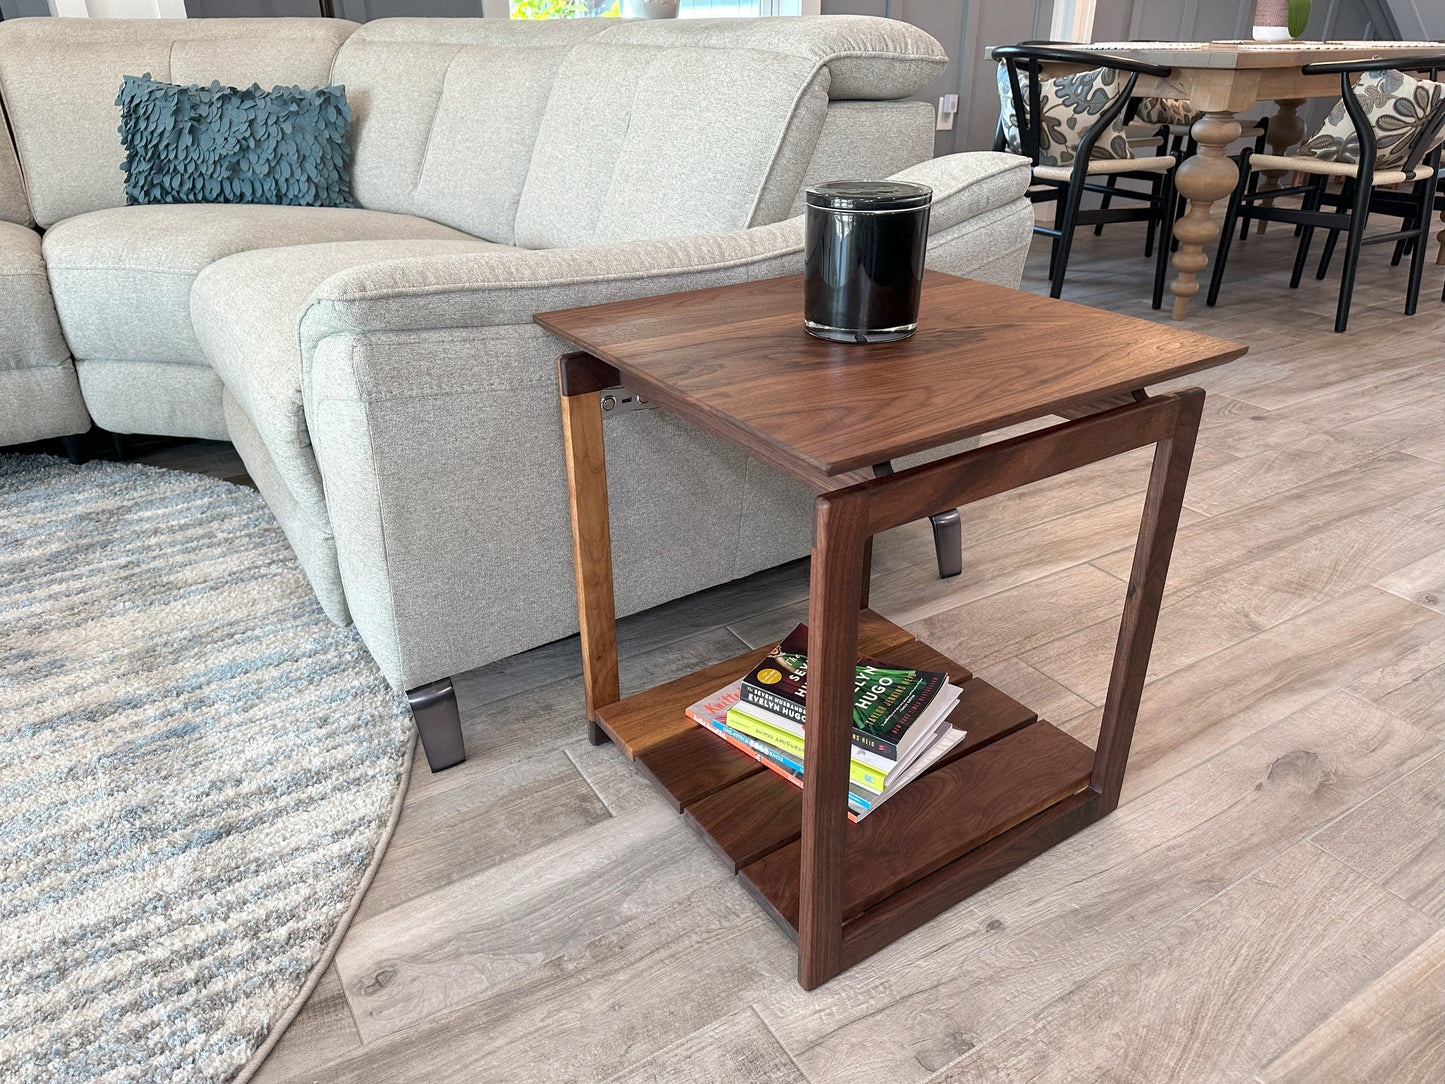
[{"left": 558, "top": 348, "right": 1204, "bottom": 989}]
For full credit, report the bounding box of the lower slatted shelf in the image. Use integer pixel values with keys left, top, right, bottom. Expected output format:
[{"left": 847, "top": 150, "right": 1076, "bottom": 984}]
[
  {"left": 605, "top": 620, "right": 1097, "bottom": 946},
  {"left": 737, "top": 719, "right": 1095, "bottom": 931},
  {"left": 681, "top": 665, "right": 1039, "bottom": 871}
]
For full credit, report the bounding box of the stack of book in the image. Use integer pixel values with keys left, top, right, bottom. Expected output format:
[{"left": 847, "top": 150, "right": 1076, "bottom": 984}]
[{"left": 685, "top": 624, "right": 965, "bottom": 820}]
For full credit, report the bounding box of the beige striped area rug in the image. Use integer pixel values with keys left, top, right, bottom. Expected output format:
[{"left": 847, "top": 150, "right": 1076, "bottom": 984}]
[{"left": 0, "top": 454, "right": 413, "bottom": 1084}]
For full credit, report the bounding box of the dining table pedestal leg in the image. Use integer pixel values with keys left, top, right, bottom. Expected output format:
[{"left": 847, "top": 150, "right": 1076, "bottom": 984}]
[{"left": 1170, "top": 111, "right": 1243, "bottom": 320}]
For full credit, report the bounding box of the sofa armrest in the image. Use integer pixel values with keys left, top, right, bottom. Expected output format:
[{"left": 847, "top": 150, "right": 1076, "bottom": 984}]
[
  {"left": 298, "top": 217, "right": 807, "bottom": 363},
  {"left": 297, "top": 150, "right": 1033, "bottom": 364},
  {"left": 888, "top": 150, "right": 1032, "bottom": 232}
]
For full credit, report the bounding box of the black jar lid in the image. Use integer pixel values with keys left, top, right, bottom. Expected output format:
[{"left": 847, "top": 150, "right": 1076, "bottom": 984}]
[{"left": 805, "top": 180, "right": 933, "bottom": 212}]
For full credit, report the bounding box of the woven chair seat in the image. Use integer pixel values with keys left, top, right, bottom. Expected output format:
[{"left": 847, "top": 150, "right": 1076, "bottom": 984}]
[
  {"left": 1033, "top": 155, "right": 1176, "bottom": 182},
  {"left": 1247, "top": 153, "right": 1436, "bottom": 186}
]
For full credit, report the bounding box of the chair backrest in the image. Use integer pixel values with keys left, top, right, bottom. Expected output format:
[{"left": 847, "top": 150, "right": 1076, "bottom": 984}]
[
  {"left": 1298, "top": 55, "right": 1445, "bottom": 177},
  {"left": 992, "top": 44, "right": 1170, "bottom": 172}
]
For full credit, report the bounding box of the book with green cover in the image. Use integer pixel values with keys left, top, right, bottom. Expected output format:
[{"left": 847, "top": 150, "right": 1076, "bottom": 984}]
[{"left": 739, "top": 623, "right": 950, "bottom": 761}]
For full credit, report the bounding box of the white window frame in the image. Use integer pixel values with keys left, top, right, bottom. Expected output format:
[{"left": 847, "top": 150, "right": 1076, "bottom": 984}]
[{"left": 1049, "top": 0, "right": 1097, "bottom": 42}]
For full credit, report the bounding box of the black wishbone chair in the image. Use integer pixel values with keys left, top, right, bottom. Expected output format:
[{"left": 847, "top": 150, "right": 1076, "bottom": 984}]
[
  {"left": 992, "top": 44, "right": 1178, "bottom": 307},
  {"left": 1207, "top": 54, "right": 1445, "bottom": 333}
]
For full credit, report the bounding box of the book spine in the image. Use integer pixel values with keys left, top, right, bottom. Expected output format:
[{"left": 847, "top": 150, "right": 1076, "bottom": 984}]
[
  {"left": 724, "top": 709, "right": 806, "bottom": 760},
  {"left": 740, "top": 699, "right": 897, "bottom": 772},
  {"left": 739, "top": 681, "right": 807, "bottom": 727},
  {"left": 719, "top": 720, "right": 878, "bottom": 809},
  {"left": 705, "top": 722, "right": 863, "bottom": 820},
  {"left": 716, "top": 722, "right": 804, "bottom": 776},
  {"left": 727, "top": 709, "right": 887, "bottom": 793},
  {"left": 741, "top": 683, "right": 901, "bottom": 762},
  {"left": 849, "top": 728, "right": 900, "bottom": 761}
]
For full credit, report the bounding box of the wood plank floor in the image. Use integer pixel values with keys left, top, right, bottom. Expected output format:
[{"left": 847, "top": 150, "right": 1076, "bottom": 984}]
[{"left": 138, "top": 222, "right": 1443, "bottom": 1083}]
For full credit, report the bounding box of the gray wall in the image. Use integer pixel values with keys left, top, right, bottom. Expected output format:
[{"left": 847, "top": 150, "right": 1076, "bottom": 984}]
[
  {"left": 331, "top": 0, "right": 484, "bottom": 16},
  {"left": 822, "top": 0, "right": 1053, "bottom": 155},
  {"left": 1091, "top": 0, "right": 1397, "bottom": 44},
  {"left": 1386, "top": 0, "right": 1445, "bottom": 38},
  {"left": 0, "top": 0, "right": 52, "bottom": 16},
  {"left": 185, "top": 0, "right": 326, "bottom": 14}
]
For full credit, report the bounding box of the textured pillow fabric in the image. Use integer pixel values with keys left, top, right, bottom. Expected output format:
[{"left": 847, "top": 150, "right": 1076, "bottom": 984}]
[
  {"left": 1133, "top": 97, "right": 1199, "bottom": 127},
  {"left": 1298, "top": 68, "right": 1445, "bottom": 170},
  {"left": 995, "top": 61, "right": 1132, "bottom": 167},
  {"left": 116, "top": 74, "right": 356, "bottom": 208}
]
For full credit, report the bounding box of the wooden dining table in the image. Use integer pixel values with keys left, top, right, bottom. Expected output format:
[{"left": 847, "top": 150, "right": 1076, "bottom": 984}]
[{"left": 1053, "top": 40, "right": 1443, "bottom": 319}]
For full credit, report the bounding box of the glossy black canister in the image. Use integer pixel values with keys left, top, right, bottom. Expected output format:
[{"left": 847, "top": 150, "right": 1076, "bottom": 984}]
[{"left": 803, "top": 180, "right": 932, "bottom": 343}]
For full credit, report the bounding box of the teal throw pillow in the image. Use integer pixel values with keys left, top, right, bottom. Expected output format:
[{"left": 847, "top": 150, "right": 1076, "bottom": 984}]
[{"left": 116, "top": 74, "right": 356, "bottom": 208}]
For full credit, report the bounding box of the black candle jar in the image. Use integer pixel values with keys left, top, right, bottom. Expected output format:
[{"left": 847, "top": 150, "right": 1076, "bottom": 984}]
[{"left": 803, "top": 180, "right": 932, "bottom": 343}]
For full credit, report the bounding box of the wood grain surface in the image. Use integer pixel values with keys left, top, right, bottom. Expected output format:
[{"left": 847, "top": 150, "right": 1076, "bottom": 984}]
[
  {"left": 559, "top": 385, "right": 619, "bottom": 726},
  {"left": 934, "top": 843, "right": 1437, "bottom": 1083},
  {"left": 1256, "top": 930, "right": 1445, "bottom": 1084},
  {"left": 740, "top": 721, "right": 1096, "bottom": 929},
  {"left": 536, "top": 272, "right": 1245, "bottom": 482}
]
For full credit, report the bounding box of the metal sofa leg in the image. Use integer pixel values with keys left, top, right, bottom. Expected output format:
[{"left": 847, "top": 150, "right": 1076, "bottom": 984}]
[
  {"left": 407, "top": 677, "right": 466, "bottom": 772},
  {"left": 930, "top": 508, "right": 962, "bottom": 579}
]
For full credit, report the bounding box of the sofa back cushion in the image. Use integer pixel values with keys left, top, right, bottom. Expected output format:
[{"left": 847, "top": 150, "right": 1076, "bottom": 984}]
[
  {"left": 0, "top": 108, "right": 27, "bottom": 226},
  {"left": 0, "top": 18, "right": 356, "bottom": 228},
  {"left": 330, "top": 19, "right": 604, "bottom": 247},
  {"left": 333, "top": 15, "right": 944, "bottom": 248},
  {"left": 0, "top": 14, "right": 945, "bottom": 242},
  {"left": 513, "top": 42, "right": 830, "bottom": 248}
]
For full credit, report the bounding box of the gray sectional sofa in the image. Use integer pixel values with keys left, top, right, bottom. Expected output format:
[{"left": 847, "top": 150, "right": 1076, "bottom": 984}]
[{"left": 0, "top": 14, "right": 1034, "bottom": 769}]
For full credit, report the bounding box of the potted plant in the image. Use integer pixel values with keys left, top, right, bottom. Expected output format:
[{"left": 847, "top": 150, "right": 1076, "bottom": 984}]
[{"left": 1253, "top": 0, "right": 1312, "bottom": 42}]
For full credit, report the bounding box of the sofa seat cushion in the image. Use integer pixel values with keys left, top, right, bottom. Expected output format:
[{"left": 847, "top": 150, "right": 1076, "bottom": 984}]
[
  {"left": 42, "top": 204, "right": 474, "bottom": 366},
  {"left": 0, "top": 221, "right": 89, "bottom": 445},
  {"left": 191, "top": 236, "right": 503, "bottom": 606}
]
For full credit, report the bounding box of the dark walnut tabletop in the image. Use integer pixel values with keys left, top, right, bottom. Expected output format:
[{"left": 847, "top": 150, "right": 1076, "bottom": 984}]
[{"left": 535, "top": 271, "right": 1247, "bottom": 487}]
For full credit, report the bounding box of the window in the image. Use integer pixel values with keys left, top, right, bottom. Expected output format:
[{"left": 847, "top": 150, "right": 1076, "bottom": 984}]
[
  {"left": 680, "top": 1, "right": 804, "bottom": 14},
  {"left": 510, "top": 0, "right": 807, "bottom": 18}
]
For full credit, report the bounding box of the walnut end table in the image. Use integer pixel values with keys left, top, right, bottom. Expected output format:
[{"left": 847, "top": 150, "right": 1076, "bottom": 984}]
[{"left": 536, "top": 271, "right": 1246, "bottom": 990}]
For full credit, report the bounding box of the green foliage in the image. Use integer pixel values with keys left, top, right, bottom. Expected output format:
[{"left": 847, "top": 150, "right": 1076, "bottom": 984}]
[
  {"left": 510, "top": 0, "right": 619, "bottom": 17},
  {"left": 1287, "top": 0, "right": 1312, "bottom": 38},
  {"left": 510, "top": 0, "right": 587, "bottom": 18}
]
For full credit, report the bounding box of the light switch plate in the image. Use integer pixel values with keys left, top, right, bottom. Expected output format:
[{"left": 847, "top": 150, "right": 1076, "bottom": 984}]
[{"left": 935, "top": 94, "right": 957, "bottom": 131}]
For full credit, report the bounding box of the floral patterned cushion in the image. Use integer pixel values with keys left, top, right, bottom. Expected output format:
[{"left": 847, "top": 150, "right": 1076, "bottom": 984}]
[
  {"left": 996, "top": 61, "right": 1133, "bottom": 167},
  {"left": 1133, "top": 97, "right": 1200, "bottom": 127},
  {"left": 1298, "top": 68, "right": 1445, "bottom": 170}
]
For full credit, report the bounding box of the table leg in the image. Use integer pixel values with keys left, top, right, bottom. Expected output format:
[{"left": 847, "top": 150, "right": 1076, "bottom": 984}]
[
  {"left": 797, "top": 490, "right": 867, "bottom": 990},
  {"left": 1170, "top": 111, "right": 1243, "bottom": 320},
  {"left": 1252, "top": 99, "right": 1306, "bottom": 235},
  {"left": 559, "top": 368, "right": 621, "bottom": 743},
  {"left": 1091, "top": 389, "right": 1203, "bottom": 810}
]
